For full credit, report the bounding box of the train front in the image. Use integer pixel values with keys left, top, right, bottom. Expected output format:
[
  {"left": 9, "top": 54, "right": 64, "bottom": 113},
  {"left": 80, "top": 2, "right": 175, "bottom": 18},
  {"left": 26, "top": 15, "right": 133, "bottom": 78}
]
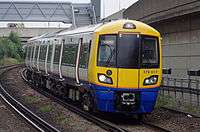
[{"left": 88, "top": 20, "right": 162, "bottom": 114}]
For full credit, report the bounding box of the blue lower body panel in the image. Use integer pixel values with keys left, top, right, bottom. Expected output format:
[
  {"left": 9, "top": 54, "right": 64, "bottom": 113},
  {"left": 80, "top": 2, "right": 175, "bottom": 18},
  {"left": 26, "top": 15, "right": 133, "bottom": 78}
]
[{"left": 90, "top": 84, "right": 159, "bottom": 114}]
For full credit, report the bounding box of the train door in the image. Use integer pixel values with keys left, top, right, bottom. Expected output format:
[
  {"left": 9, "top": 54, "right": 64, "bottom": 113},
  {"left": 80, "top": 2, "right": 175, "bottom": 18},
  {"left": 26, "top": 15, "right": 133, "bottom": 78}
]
[
  {"left": 117, "top": 33, "right": 140, "bottom": 89},
  {"left": 52, "top": 38, "right": 62, "bottom": 75},
  {"left": 78, "top": 33, "right": 92, "bottom": 82}
]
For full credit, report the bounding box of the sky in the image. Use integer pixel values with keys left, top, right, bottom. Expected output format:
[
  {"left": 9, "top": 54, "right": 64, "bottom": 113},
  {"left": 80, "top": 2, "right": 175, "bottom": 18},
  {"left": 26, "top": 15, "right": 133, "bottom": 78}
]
[
  {"left": 0, "top": 0, "right": 138, "bottom": 28},
  {"left": 101, "top": 0, "right": 137, "bottom": 18}
]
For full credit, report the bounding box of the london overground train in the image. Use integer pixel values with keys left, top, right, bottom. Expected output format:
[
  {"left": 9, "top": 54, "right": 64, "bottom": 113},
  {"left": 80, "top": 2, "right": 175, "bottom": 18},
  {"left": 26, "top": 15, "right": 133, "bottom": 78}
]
[{"left": 25, "top": 20, "right": 162, "bottom": 115}]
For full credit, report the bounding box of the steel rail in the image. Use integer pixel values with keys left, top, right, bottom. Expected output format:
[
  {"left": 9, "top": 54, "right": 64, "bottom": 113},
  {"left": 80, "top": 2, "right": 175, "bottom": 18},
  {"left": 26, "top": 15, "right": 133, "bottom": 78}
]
[
  {"left": 21, "top": 68, "right": 128, "bottom": 132},
  {"left": 0, "top": 64, "right": 20, "bottom": 69},
  {"left": 0, "top": 65, "right": 60, "bottom": 132},
  {"left": 22, "top": 68, "right": 179, "bottom": 132},
  {"left": 141, "top": 121, "right": 173, "bottom": 132},
  {"left": 161, "top": 106, "right": 200, "bottom": 118}
]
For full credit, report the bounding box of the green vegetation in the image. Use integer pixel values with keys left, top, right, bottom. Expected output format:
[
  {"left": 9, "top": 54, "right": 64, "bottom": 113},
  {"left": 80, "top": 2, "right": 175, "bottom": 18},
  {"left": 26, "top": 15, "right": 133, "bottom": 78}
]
[
  {"left": 155, "top": 94, "right": 200, "bottom": 115},
  {"left": 57, "top": 114, "right": 70, "bottom": 124},
  {"left": 184, "top": 104, "right": 200, "bottom": 114},
  {"left": 0, "top": 32, "right": 24, "bottom": 65},
  {"left": 155, "top": 94, "right": 177, "bottom": 108},
  {"left": 39, "top": 104, "right": 52, "bottom": 113},
  {"left": 25, "top": 96, "right": 40, "bottom": 104},
  {"left": 0, "top": 57, "right": 20, "bottom": 65}
]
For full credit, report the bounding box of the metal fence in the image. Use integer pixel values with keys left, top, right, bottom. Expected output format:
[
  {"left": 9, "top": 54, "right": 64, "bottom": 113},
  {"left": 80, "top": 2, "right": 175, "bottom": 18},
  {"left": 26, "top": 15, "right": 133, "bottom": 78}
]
[{"left": 161, "top": 77, "right": 200, "bottom": 106}]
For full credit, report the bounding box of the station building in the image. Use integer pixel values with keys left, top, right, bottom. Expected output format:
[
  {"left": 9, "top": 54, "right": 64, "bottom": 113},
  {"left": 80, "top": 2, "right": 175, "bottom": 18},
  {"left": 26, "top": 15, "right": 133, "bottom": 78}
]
[{"left": 123, "top": 0, "right": 200, "bottom": 81}]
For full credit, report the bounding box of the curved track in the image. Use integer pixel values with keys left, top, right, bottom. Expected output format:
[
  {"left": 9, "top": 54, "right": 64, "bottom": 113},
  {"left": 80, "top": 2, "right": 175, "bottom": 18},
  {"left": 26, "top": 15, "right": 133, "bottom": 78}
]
[
  {"left": 21, "top": 68, "right": 127, "bottom": 132},
  {"left": 21, "top": 68, "right": 174, "bottom": 132},
  {"left": 0, "top": 65, "right": 60, "bottom": 132}
]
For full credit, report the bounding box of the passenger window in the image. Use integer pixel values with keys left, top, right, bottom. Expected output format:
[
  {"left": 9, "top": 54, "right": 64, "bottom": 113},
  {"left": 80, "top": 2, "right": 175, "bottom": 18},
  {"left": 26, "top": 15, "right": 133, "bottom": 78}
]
[
  {"left": 62, "top": 44, "right": 78, "bottom": 66},
  {"left": 79, "top": 41, "right": 90, "bottom": 69},
  {"left": 34, "top": 46, "right": 39, "bottom": 59},
  {"left": 31, "top": 46, "right": 34, "bottom": 60},
  {"left": 27, "top": 46, "right": 31, "bottom": 59},
  {"left": 54, "top": 45, "right": 61, "bottom": 64},
  {"left": 47, "top": 44, "right": 52, "bottom": 63},
  {"left": 39, "top": 45, "right": 47, "bottom": 62}
]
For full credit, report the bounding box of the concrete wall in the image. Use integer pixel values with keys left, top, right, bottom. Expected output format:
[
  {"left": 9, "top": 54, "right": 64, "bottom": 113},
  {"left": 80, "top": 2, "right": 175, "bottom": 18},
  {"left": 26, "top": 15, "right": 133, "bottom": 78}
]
[
  {"left": 102, "top": 9, "right": 125, "bottom": 22},
  {"left": 151, "top": 12, "right": 200, "bottom": 80},
  {"left": 123, "top": 0, "right": 200, "bottom": 80},
  {"left": 123, "top": 0, "right": 200, "bottom": 23}
]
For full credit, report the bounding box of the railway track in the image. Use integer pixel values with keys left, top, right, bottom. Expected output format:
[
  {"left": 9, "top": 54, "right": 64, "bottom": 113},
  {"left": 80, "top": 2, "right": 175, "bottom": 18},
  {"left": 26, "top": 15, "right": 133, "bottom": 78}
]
[
  {"left": 21, "top": 68, "right": 127, "bottom": 132},
  {"left": 0, "top": 65, "right": 60, "bottom": 132},
  {"left": 141, "top": 121, "right": 172, "bottom": 132},
  {"left": 21, "top": 68, "right": 174, "bottom": 132},
  {"left": 161, "top": 106, "right": 200, "bottom": 118}
]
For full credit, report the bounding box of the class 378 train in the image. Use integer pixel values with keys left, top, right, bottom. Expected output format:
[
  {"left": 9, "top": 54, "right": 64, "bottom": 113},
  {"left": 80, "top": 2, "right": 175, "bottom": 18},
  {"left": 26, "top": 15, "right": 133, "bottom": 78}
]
[{"left": 25, "top": 19, "right": 162, "bottom": 115}]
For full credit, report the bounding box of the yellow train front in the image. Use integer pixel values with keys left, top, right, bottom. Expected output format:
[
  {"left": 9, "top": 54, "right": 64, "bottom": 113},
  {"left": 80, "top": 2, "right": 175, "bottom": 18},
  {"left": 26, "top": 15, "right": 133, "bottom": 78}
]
[
  {"left": 88, "top": 20, "right": 162, "bottom": 113},
  {"left": 25, "top": 19, "right": 162, "bottom": 114}
]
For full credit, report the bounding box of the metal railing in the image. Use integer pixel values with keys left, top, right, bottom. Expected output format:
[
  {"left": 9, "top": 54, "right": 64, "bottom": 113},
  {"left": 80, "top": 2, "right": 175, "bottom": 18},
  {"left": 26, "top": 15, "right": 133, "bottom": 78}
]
[{"left": 161, "top": 77, "right": 200, "bottom": 106}]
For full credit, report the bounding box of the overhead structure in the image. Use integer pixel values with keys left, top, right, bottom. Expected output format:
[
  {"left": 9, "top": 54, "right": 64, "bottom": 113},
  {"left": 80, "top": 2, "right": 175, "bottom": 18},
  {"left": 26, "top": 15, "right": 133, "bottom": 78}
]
[{"left": 0, "top": 1, "right": 97, "bottom": 27}]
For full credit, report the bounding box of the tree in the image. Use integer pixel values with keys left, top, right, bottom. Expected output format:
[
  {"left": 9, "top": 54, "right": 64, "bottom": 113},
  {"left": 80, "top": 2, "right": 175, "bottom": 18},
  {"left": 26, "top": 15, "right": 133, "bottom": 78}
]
[
  {"left": 0, "top": 32, "right": 24, "bottom": 61},
  {"left": 8, "top": 32, "right": 24, "bottom": 58}
]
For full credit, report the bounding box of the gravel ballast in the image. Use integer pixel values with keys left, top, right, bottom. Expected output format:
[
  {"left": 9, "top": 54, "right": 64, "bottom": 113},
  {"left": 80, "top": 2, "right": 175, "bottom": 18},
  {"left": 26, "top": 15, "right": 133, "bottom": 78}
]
[
  {"left": 2, "top": 67, "right": 200, "bottom": 132},
  {"left": 1, "top": 67, "right": 106, "bottom": 132}
]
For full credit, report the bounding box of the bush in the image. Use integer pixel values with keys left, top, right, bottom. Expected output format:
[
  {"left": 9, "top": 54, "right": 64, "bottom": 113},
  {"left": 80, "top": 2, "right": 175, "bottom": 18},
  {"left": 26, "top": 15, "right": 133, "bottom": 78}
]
[{"left": 0, "top": 32, "right": 24, "bottom": 62}]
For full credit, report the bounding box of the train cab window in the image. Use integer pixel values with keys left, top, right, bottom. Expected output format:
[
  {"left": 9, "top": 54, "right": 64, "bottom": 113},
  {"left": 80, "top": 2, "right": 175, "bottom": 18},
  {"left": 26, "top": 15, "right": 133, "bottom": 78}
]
[
  {"left": 141, "top": 36, "right": 159, "bottom": 68},
  {"left": 117, "top": 34, "right": 140, "bottom": 68},
  {"left": 97, "top": 35, "right": 117, "bottom": 67}
]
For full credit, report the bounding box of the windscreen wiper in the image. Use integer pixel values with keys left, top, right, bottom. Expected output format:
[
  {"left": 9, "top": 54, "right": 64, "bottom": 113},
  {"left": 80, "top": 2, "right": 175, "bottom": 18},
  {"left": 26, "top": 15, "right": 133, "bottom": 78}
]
[{"left": 105, "top": 48, "right": 116, "bottom": 66}]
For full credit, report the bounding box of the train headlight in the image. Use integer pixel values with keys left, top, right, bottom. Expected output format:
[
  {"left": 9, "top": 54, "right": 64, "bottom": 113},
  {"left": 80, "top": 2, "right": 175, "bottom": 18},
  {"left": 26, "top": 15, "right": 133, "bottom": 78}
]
[
  {"left": 143, "top": 75, "right": 158, "bottom": 85},
  {"left": 123, "top": 22, "right": 136, "bottom": 29},
  {"left": 98, "top": 74, "right": 113, "bottom": 84}
]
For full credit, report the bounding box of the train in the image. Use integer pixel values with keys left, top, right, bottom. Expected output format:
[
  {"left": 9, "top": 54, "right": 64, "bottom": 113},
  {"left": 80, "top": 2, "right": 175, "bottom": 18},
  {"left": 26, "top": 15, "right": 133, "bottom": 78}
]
[{"left": 25, "top": 20, "right": 162, "bottom": 115}]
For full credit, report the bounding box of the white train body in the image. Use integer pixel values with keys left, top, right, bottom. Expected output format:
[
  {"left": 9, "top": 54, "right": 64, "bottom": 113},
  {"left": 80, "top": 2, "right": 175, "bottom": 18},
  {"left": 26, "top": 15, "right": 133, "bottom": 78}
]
[{"left": 25, "top": 24, "right": 101, "bottom": 83}]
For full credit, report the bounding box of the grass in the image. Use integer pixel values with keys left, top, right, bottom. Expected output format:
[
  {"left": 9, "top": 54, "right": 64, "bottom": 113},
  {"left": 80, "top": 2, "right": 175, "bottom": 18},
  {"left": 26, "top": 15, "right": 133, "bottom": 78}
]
[
  {"left": 39, "top": 104, "right": 52, "bottom": 113},
  {"left": 155, "top": 94, "right": 176, "bottom": 108},
  {"left": 184, "top": 104, "right": 200, "bottom": 114},
  {"left": 25, "top": 96, "right": 40, "bottom": 104},
  {"left": 155, "top": 94, "right": 200, "bottom": 115},
  {"left": 0, "top": 57, "right": 22, "bottom": 65},
  {"left": 57, "top": 114, "right": 70, "bottom": 124}
]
